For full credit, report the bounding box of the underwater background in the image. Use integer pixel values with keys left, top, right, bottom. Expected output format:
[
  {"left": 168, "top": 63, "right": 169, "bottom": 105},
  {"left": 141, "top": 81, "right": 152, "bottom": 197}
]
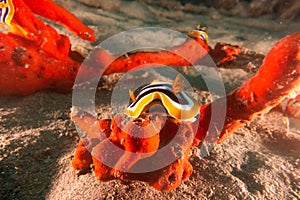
[{"left": 0, "top": 0, "right": 299, "bottom": 199}]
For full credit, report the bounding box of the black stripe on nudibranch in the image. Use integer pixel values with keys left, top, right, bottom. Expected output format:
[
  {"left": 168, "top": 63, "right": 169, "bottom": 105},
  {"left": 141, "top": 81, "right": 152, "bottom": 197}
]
[
  {"left": 128, "top": 82, "right": 189, "bottom": 108},
  {"left": 130, "top": 88, "right": 189, "bottom": 108},
  {"left": 3, "top": 7, "right": 9, "bottom": 22}
]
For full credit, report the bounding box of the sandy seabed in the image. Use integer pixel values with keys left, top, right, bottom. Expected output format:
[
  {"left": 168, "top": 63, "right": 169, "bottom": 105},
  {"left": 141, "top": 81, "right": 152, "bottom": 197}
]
[{"left": 0, "top": 0, "right": 299, "bottom": 199}]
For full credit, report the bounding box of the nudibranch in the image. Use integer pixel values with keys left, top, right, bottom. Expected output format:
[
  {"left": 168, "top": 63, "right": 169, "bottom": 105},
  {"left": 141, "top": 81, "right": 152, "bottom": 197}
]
[
  {"left": 188, "top": 24, "right": 209, "bottom": 45},
  {"left": 125, "top": 75, "right": 200, "bottom": 122},
  {"left": 0, "top": 0, "right": 14, "bottom": 25}
]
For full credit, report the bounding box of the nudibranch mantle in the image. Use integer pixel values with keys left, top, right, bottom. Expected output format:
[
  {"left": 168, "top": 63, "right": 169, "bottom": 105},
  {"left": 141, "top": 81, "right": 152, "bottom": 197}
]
[
  {"left": 188, "top": 24, "right": 209, "bottom": 45},
  {"left": 125, "top": 75, "right": 200, "bottom": 122},
  {"left": 0, "top": 0, "right": 14, "bottom": 26}
]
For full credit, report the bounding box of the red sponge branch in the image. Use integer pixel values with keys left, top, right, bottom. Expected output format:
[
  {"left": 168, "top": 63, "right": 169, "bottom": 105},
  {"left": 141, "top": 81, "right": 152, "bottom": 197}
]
[{"left": 196, "top": 33, "right": 300, "bottom": 143}]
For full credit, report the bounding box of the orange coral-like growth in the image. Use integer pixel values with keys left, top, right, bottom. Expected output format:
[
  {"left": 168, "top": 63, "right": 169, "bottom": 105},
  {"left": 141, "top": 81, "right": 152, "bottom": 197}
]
[
  {"left": 196, "top": 33, "right": 300, "bottom": 143},
  {"left": 72, "top": 113, "right": 198, "bottom": 192},
  {"left": 210, "top": 42, "right": 241, "bottom": 66},
  {"left": 0, "top": 0, "right": 95, "bottom": 95},
  {"left": 79, "top": 40, "right": 239, "bottom": 82},
  {"left": 0, "top": 0, "right": 240, "bottom": 96}
]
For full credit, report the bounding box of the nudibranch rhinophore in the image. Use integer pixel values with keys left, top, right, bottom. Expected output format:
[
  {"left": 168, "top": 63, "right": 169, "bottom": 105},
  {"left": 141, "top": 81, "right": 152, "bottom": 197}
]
[{"left": 125, "top": 75, "right": 200, "bottom": 122}]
